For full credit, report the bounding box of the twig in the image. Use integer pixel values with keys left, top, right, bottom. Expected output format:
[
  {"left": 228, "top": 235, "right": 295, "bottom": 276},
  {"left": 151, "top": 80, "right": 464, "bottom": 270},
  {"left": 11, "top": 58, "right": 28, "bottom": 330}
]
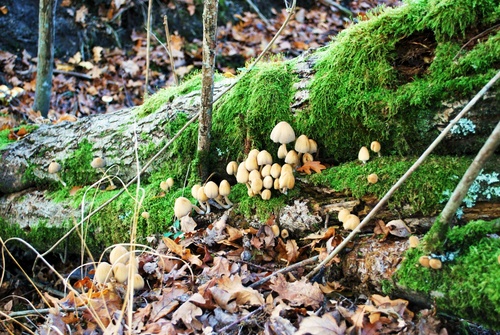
[
  {"left": 306, "top": 69, "right": 500, "bottom": 279},
  {"left": 318, "top": 0, "right": 353, "bottom": 17},
  {"left": 144, "top": 0, "right": 153, "bottom": 99},
  {"left": 245, "top": 0, "right": 271, "bottom": 27},
  {"left": 453, "top": 24, "right": 500, "bottom": 61},
  {"left": 53, "top": 69, "right": 92, "bottom": 80},
  {"left": 4, "top": 306, "right": 86, "bottom": 318},
  {"left": 163, "top": 15, "right": 178, "bottom": 86},
  {"left": 249, "top": 255, "right": 318, "bottom": 289},
  {"left": 218, "top": 305, "right": 264, "bottom": 334}
]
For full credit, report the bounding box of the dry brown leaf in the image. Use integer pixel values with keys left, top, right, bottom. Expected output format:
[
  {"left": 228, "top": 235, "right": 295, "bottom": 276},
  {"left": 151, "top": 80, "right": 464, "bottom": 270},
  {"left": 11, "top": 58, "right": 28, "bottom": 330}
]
[
  {"left": 285, "top": 239, "right": 299, "bottom": 263},
  {"left": 269, "top": 273, "right": 324, "bottom": 309},
  {"left": 203, "top": 256, "right": 231, "bottom": 278},
  {"left": 386, "top": 219, "right": 411, "bottom": 237},
  {"left": 296, "top": 161, "right": 326, "bottom": 175},
  {"left": 150, "top": 286, "right": 187, "bottom": 322},
  {"left": 162, "top": 236, "right": 202, "bottom": 266},
  {"left": 213, "top": 274, "right": 264, "bottom": 310},
  {"left": 172, "top": 293, "right": 204, "bottom": 330},
  {"left": 180, "top": 215, "right": 197, "bottom": 233},
  {"left": 296, "top": 313, "right": 346, "bottom": 335}
]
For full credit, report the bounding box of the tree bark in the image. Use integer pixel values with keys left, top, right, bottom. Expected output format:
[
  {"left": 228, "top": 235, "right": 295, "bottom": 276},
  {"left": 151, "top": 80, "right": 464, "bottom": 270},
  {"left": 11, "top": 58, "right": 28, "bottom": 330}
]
[
  {"left": 34, "top": 0, "right": 57, "bottom": 118},
  {"left": 197, "top": 0, "right": 218, "bottom": 180}
]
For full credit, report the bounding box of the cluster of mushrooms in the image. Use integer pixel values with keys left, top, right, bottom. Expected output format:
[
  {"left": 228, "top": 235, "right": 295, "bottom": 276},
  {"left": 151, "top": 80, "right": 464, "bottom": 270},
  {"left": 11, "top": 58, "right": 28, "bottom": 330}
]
[
  {"left": 93, "top": 245, "right": 145, "bottom": 290},
  {"left": 47, "top": 156, "right": 116, "bottom": 189},
  {"left": 174, "top": 180, "right": 233, "bottom": 219},
  {"left": 408, "top": 236, "right": 443, "bottom": 270},
  {"left": 226, "top": 121, "right": 318, "bottom": 201}
]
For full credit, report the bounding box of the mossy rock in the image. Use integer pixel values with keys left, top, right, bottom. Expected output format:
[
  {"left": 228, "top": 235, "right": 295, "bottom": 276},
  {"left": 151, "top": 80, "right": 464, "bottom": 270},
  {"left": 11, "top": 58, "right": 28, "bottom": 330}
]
[{"left": 395, "top": 218, "right": 500, "bottom": 330}]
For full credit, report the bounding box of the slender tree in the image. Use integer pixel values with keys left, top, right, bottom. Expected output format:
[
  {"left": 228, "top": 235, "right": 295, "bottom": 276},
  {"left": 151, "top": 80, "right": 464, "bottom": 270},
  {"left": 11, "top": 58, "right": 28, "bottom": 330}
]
[
  {"left": 34, "top": 0, "right": 57, "bottom": 118},
  {"left": 197, "top": 0, "right": 218, "bottom": 180}
]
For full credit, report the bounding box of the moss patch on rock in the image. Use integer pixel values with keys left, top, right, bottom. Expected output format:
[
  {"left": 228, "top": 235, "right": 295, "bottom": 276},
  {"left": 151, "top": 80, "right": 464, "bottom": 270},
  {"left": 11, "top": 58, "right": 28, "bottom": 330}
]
[{"left": 395, "top": 218, "right": 500, "bottom": 330}]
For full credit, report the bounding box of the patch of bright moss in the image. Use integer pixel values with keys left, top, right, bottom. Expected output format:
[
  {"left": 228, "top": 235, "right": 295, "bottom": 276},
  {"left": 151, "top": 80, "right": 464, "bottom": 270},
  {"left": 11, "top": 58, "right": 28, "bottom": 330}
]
[
  {"left": 0, "top": 125, "right": 39, "bottom": 151},
  {"left": 395, "top": 218, "right": 500, "bottom": 330},
  {"left": 212, "top": 62, "right": 297, "bottom": 162},
  {"left": 61, "top": 138, "right": 98, "bottom": 187},
  {"left": 303, "top": 0, "right": 500, "bottom": 162},
  {"left": 308, "top": 155, "right": 471, "bottom": 216}
]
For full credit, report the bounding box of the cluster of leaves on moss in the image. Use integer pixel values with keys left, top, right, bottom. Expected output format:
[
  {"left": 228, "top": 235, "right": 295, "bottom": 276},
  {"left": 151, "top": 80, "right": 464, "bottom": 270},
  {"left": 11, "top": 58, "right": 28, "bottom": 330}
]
[{"left": 395, "top": 219, "right": 500, "bottom": 330}]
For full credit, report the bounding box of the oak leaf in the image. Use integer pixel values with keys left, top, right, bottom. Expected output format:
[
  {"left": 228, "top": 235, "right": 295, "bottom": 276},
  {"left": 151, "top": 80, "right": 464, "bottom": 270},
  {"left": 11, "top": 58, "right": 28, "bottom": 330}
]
[
  {"left": 162, "top": 236, "right": 202, "bottom": 266},
  {"left": 172, "top": 293, "right": 204, "bottom": 330},
  {"left": 296, "top": 161, "right": 326, "bottom": 175},
  {"left": 296, "top": 313, "right": 346, "bottom": 335},
  {"left": 270, "top": 273, "right": 324, "bottom": 309}
]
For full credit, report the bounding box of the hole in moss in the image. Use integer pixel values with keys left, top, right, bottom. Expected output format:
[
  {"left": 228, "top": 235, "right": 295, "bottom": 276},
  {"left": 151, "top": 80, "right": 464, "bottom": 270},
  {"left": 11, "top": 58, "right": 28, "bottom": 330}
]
[{"left": 393, "top": 30, "right": 437, "bottom": 83}]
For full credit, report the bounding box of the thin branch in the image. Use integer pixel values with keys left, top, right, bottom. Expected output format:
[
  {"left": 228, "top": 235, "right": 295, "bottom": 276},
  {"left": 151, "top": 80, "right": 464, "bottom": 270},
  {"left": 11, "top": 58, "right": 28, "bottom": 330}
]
[
  {"left": 217, "top": 305, "right": 264, "bottom": 333},
  {"left": 144, "top": 0, "right": 153, "bottom": 99},
  {"left": 53, "top": 69, "right": 92, "bottom": 80},
  {"left": 306, "top": 69, "right": 500, "bottom": 279},
  {"left": 453, "top": 24, "right": 500, "bottom": 61},
  {"left": 163, "top": 15, "right": 178, "bottom": 86},
  {"left": 245, "top": 0, "right": 271, "bottom": 26},
  {"left": 318, "top": 0, "right": 353, "bottom": 17}
]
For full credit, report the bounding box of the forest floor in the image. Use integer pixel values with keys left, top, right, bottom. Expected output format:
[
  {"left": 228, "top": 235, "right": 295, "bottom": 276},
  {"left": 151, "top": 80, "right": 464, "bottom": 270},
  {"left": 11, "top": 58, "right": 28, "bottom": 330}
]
[{"left": 1, "top": 1, "right": 500, "bottom": 334}]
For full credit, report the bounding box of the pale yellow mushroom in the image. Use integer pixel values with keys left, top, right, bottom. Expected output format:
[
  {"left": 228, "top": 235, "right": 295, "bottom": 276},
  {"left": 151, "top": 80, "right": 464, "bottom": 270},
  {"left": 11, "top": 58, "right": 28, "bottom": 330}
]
[
  {"left": 94, "top": 262, "right": 113, "bottom": 284},
  {"left": 261, "top": 189, "right": 272, "bottom": 200},
  {"left": 370, "top": 141, "right": 382, "bottom": 157},
  {"left": 47, "top": 161, "right": 67, "bottom": 187},
  {"left": 358, "top": 146, "right": 370, "bottom": 164},
  {"left": 226, "top": 161, "right": 238, "bottom": 175},
  {"left": 270, "top": 121, "right": 296, "bottom": 145},
  {"left": 343, "top": 214, "right": 360, "bottom": 230},
  {"left": 367, "top": 173, "right": 378, "bottom": 184},
  {"left": 219, "top": 180, "right": 233, "bottom": 206}
]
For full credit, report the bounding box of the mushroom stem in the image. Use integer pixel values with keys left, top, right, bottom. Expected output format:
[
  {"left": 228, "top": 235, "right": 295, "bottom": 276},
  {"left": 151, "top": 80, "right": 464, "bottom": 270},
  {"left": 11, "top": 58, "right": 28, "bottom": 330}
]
[
  {"left": 56, "top": 174, "right": 67, "bottom": 187},
  {"left": 192, "top": 204, "right": 205, "bottom": 215},
  {"left": 214, "top": 196, "right": 231, "bottom": 209},
  {"left": 204, "top": 201, "right": 211, "bottom": 214},
  {"left": 223, "top": 195, "right": 233, "bottom": 206},
  {"left": 99, "top": 168, "right": 116, "bottom": 188}
]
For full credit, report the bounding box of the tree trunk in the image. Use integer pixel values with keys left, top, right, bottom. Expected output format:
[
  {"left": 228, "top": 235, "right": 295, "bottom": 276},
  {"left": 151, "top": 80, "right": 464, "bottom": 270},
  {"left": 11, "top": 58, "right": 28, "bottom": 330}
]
[
  {"left": 33, "top": 0, "right": 57, "bottom": 118},
  {"left": 197, "top": 0, "right": 219, "bottom": 180}
]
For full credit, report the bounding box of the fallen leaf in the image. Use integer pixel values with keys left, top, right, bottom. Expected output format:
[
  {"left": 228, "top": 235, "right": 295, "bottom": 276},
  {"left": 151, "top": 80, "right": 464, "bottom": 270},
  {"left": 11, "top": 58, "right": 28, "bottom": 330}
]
[
  {"left": 270, "top": 273, "right": 324, "bottom": 309},
  {"left": 171, "top": 293, "right": 204, "bottom": 330},
  {"left": 296, "top": 312, "right": 346, "bottom": 335},
  {"left": 296, "top": 161, "right": 326, "bottom": 175},
  {"left": 386, "top": 219, "right": 411, "bottom": 237},
  {"left": 162, "top": 237, "right": 202, "bottom": 266}
]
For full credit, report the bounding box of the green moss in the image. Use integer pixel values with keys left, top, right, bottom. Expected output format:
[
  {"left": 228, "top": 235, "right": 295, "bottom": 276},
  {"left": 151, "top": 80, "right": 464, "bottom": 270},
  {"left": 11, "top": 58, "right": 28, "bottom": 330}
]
[
  {"left": 61, "top": 138, "right": 97, "bottom": 187},
  {"left": 308, "top": 155, "right": 471, "bottom": 216},
  {"left": 0, "top": 125, "right": 39, "bottom": 151},
  {"left": 304, "top": 0, "right": 500, "bottom": 162},
  {"left": 396, "top": 219, "right": 500, "bottom": 330},
  {"left": 212, "top": 62, "right": 297, "bottom": 162}
]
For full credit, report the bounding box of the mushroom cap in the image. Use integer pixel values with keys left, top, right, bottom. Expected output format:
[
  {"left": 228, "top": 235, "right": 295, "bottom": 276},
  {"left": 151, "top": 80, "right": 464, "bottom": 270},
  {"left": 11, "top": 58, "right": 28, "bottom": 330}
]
[
  {"left": 160, "top": 181, "right": 169, "bottom": 191},
  {"left": 91, "top": 157, "right": 106, "bottom": 169},
  {"left": 141, "top": 211, "right": 150, "bottom": 219},
  {"left": 358, "top": 146, "right": 370, "bottom": 163},
  {"left": 343, "top": 214, "right": 360, "bottom": 230},
  {"left": 248, "top": 169, "right": 262, "bottom": 182},
  {"left": 273, "top": 178, "right": 280, "bottom": 190},
  {"left": 248, "top": 149, "right": 260, "bottom": 158},
  {"left": 284, "top": 150, "right": 299, "bottom": 166},
  {"left": 279, "top": 172, "right": 295, "bottom": 190},
  {"left": 308, "top": 139, "right": 318, "bottom": 154},
  {"left": 429, "top": 258, "right": 442, "bottom": 269},
  {"left": 197, "top": 187, "right": 209, "bottom": 202},
  {"left": 131, "top": 273, "right": 145, "bottom": 290},
  {"left": 245, "top": 156, "right": 258, "bottom": 171},
  {"left": 367, "top": 173, "right": 378, "bottom": 184},
  {"left": 94, "top": 262, "right": 113, "bottom": 284},
  {"left": 270, "top": 121, "right": 296, "bottom": 144},
  {"left": 226, "top": 161, "right": 238, "bottom": 175},
  {"left": 409, "top": 236, "right": 419, "bottom": 248},
  {"left": 281, "top": 229, "right": 289, "bottom": 239},
  {"left": 281, "top": 164, "right": 293, "bottom": 176},
  {"left": 113, "top": 263, "right": 129, "bottom": 283},
  {"left": 219, "top": 180, "right": 231, "bottom": 196},
  {"left": 370, "top": 141, "right": 381, "bottom": 153},
  {"left": 166, "top": 177, "right": 174, "bottom": 188},
  {"left": 270, "top": 163, "right": 282, "bottom": 179},
  {"left": 261, "top": 164, "right": 272, "bottom": 177},
  {"left": 251, "top": 178, "right": 263, "bottom": 194},
  {"left": 257, "top": 150, "right": 273, "bottom": 166},
  {"left": 48, "top": 161, "right": 61, "bottom": 174},
  {"left": 302, "top": 153, "right": 313, "bottom": 164},
  {"left": 294, "top": 135, "right": 310, "bottom": 154},
  {"left": 338, "top": 208, "right": 350, "bottom": 223},
  {"left": 174, "top": 197, "right": 192, "bottom": 219},
  {"left": 277, "top": 143, "right": 288, "bottom": 159},
  {"left": 419, "top": 256, "right": 430, "bottom": 268},
  {"left": 263, "top": 176, "right": 274, "bottom": 189},
  {"left": 191, "top": 184, "right": 201, "bottom": 199},
  {"left": 236, "top": 163, "right": 249, "bottom": 184},
  {"left": 261, "top": 189, "right": 272, "bottom": 200},
  {"left": 204, "top": 181, "right": 219, "bottom": 199},
  {"left": 110, "top": 245, "right": 129, "bottom": 265}
]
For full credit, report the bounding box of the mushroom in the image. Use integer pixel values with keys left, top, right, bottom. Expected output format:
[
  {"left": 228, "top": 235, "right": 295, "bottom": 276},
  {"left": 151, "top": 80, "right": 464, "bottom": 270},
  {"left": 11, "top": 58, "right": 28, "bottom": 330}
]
[
  {"left": 196, "top": 187, "right": 211, "bottom": 214},
  {"left": 249, "top": 169, "right": 262, "bottom": 182},
  {"left": 419, "top": 256, "right": 430, "bottom": 268},
  {"left": 94, "top": 262, "right": 113, "bottom": 284},
  {"left": 370, "top": 141, "right": 381, "bottom": 157},
  {"left": 271, "top": 224, "right": 280, "bottom": 236},
  {"left": 219, "top": 180, "right": 233, "bottom": 206},
  {"left": 358, "top": 146, "right": 370, "bottom": 164},
  {"left": 308, "top": 139, "right": 318, "bottom": 154},
  {"left": 263, "top": 176, "right": 274, "bottom": 189},
  {"left": 251, "top": 177, "right": 263, "bottom": 194},
  {"left": 91, "top": 156, "right": 116, "bottom": 189},
  {"left": 226, "top": 161, "right": 238, "bottom": 175},
  {"left": 367, "top": 173, "right": 378, "bottom": 184},
  {"left": 160, "top": 177, "right": 174, "bottom": 192},
  {"left": 261, "top": 164, "right": 272, "bottom": 178},
  {"left": 257, "top": 150, "right": 273, "bottom": 168},
  {"left": 205, "top": 181, "right": 231, "bottom": 209},
  {"left": 236, "top": 162, "right": 249, "bottom": 184},
  {"left": 270, "top": 121, "right": 296, "bottom": 145},
  {"left": 294, "top": 134, "right": 310, "bottom": 162},
  {"left": 278, "top": 172, "right": 295, "bottom": 194},
  {"left": 284, "top": 150, "right": 299, "bottom": 167},
  {"left": 277, "top": 143, "right": 288, "bottom": 159},
  {"left": 343, "top": 214, "right": 360, "bottom": 230},
  {"left": 302, "top": 153, "right": 313, "bottom": 164},
  {"left": 131, "top": 273, "right": 145, "bottom": 290},
  {"left": 409, "top": 236, "right": 419, "bottom": 248},
  {"left": 109, "top": 245, "right": 129, "bottom": 265},
  {"left": 281, "top": 164, "right": 293, "bottom": 176},
  {"left": 113, "top": 263, "right": 129, "bottom": 283},
  {"left": 270, "top": 163, "right": 282, "bottom": 179},
  {"left": 248, "top": 149, "right": 260, "bottom": 159},
  {"left": 47, "top": 161, "right": 67, "bottom": 187},
  {"left": 281, "top": 229, "right": 289, "bottom": 239},
  {"left": 261, "top": 189, "right": 272, "bottom": 200},
  {"left": 174, "top": 196, "right": 203, "bottom": 219},
  {"left": 338, "top": 208, "right": 350, "bottom": 223},
  {"left": 245, "top": 155, "right": 258, "bottom": 171},
  {"left": 429, "top": 258, "right": 442, "bottom": 270}
]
